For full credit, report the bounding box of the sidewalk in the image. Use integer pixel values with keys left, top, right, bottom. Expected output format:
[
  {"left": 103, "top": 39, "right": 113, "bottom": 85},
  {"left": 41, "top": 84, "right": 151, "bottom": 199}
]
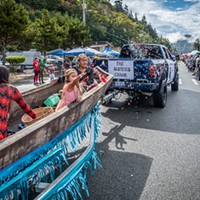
[
  {"left": 9, "top": 69, "right": 34, "bottom": 83},
  {"left": 9, "top": 69, "right": 63, "bottom": 83}
]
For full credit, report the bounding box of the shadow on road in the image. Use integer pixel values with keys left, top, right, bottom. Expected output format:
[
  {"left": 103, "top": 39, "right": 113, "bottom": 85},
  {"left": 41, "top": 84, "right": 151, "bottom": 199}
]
[
  {"left": 83, "top": 125, "right": 153, "bottom": 200},
  {"left": 101, "top": 89, "right": 200, "bottom": 135}
]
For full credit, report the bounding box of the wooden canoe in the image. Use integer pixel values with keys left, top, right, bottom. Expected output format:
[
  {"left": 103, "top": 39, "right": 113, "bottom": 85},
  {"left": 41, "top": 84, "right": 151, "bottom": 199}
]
[
  {"left": 0, "top": 67, "right": 113, "bottom": 170},
  {"left": 8, "top": 79, "right": 64, "bottom": 125}
]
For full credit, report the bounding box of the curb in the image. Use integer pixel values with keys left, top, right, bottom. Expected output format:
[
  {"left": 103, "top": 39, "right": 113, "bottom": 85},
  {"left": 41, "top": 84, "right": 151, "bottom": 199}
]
[
  {"left": 10, "top": 74, "right": 34, "bottom": 83},
  {"left": 10, "top": 71, "right": 63, "bottom": 83}
]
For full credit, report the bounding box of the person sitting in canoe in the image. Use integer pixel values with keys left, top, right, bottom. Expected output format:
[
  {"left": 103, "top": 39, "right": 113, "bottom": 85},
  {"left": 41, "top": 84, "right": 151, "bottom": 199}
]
[
  {"left": 0, "top": 66, "right": 37, "bottom": 140},
  {"left": 73, "top": 54, "right": 98, "bottom": 91},
  {"left": 55, "top": 69, "right": 82, "bottom": 111}
]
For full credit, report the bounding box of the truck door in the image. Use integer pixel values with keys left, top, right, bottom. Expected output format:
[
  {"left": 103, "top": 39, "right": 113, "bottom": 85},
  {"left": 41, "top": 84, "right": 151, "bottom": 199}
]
[{"left": 163, "top": 48, "right": 175, "bottom": 84}]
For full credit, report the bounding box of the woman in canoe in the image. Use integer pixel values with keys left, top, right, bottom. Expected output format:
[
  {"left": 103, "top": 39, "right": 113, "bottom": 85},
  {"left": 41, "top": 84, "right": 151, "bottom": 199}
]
[
  {"left": 73, "top": 54, "right": 98, "bottom": 91},
  {"left": 0, "top": 65, "right": 37, "bottom": 140}
]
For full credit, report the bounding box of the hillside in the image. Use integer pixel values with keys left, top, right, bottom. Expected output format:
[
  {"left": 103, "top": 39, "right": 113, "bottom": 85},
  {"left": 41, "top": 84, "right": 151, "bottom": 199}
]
[
  {"left": 14, "top": 0, "right": 171, "bottom": 48},
  {"left": 172, "top": 40, "right": 193, "bottom": 54}
]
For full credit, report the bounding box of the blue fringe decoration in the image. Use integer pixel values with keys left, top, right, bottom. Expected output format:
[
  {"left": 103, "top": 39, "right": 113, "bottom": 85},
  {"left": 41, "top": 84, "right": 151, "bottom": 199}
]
[
  {"left": 0, "top": 103, "right": 101, "bottom": 200},
  {"left": 36, "top": 110, "right": 102, "bottom": 200}
]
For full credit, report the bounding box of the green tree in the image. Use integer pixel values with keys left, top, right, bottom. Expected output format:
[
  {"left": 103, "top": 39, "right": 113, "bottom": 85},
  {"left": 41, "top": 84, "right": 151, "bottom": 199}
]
[
  {"left": 66, "top": 18, "right": 92, "bottom": 48},
  {"left": 27, "top": 9, "right": 69, "bottom": 54},
  {"left": 114, "top": 0, "right": 123, "bottom": 12},
  {"left": 0, "top": 0, "right": 29, "bottom": 64},
  {"left": 193, "top": 38, "right": 200, "bottom": 51}
]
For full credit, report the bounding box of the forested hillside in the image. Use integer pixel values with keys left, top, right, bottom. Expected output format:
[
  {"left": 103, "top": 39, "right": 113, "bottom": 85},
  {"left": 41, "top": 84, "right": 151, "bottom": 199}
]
[{"left": 0, "top": 0, "right": 172, "bottom": 55}]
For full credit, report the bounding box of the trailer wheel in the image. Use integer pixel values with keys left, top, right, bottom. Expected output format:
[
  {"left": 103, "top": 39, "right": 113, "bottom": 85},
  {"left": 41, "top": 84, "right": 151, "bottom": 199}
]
[{"left": 153, "top": 84, "right": 167, "bottom": 108}]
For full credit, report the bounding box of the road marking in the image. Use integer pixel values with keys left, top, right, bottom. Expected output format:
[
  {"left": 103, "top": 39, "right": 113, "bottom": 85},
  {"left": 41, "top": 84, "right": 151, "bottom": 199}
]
[
  {"left": 179, "top": 78, "right": 182, "bottom": 85},
  {"left": 192, "top": 79, "right": 199, "bottom": 85}
]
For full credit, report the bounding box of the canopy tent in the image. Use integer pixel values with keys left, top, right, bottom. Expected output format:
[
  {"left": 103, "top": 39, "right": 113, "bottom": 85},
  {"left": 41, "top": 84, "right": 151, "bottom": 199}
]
[
  {"left": 188, "top": 50, "right": 200, "bottom": 56},
  {"left": 85, "top": 47, "right": 108, "bottom": 56},
  {"left": 101, "top": 47, "right": 120, "bottom": 57},
  {"left": 47, "top": 49, "right": 68, "bottom": 56},
  {"left": 64, "top": 48, "right": 96, "bottom": 57}
]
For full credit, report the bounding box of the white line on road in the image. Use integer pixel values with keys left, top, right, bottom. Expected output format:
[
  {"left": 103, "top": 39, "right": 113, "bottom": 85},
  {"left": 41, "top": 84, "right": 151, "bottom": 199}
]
[
  {"left": 179, "top": 78, "right": 182, "bottom": 85},
  {"left": 192, "top": 79, "right": 199, "bottom": 86}
]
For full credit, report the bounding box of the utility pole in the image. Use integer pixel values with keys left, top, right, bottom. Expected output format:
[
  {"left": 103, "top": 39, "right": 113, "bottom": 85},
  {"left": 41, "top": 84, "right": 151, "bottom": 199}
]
[{"left": 82, "top": 0, "right": 86, "bottom": 25}]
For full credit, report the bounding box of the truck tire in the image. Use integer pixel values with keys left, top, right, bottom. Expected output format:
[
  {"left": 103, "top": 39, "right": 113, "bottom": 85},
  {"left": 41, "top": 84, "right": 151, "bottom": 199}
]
[
  {"left": 153, "top": 84, "right": 167, "bottom": 108},
  {"left": 171, "top": 73, "right": 179, "bottom": 91}
]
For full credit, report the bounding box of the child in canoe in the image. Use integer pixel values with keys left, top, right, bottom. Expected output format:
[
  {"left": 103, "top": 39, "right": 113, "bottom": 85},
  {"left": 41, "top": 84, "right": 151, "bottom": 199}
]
[{"left": 55, "top": 69, "right": 82, "bottom": 111}]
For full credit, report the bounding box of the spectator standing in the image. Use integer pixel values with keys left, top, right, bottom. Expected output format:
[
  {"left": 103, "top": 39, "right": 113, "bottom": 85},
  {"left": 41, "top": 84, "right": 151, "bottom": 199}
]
[
  {"left": 72, "top": 56, "right": 77, "bottom": 67},
  {"left": 0, "top": 65, "right": 36, "bottom": 140},
  {"left": 49, "top": 64, "right": 55, "bottom": 81},
  {"left": 64, "top": 56, "right": 72, "bottom": 71},
  {"left": 195, "top": 54, "right": 200, "bottom": 80},
  {"left": 33, "top": 58, "right": 40, "bottom": 85},
  {"left": 39, "top": 56, "right": 47, "bottom": 84}
]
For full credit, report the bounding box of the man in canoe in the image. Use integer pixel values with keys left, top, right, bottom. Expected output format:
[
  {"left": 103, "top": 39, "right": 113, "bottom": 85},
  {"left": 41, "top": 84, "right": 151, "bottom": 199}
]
[{"left": 0, "top": 66, "right": 37, "bottom": 140}]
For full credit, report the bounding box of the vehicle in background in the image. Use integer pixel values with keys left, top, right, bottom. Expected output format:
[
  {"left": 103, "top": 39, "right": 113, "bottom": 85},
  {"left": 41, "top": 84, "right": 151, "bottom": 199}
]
[
  {"left": 47, "top": 55, "right": 64, "bottom": 66},
  {"left": 6, "top": 50, "right": 41, "bottom": 69},
  {"left": 0, "top": 60, "right": 10, "bottom": 67}
]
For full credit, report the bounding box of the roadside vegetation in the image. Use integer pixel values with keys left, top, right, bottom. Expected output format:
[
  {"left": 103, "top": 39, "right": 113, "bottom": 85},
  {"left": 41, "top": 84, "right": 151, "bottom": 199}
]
[{"left": 0, "top": 0, "right": 173, "bottom": 64}]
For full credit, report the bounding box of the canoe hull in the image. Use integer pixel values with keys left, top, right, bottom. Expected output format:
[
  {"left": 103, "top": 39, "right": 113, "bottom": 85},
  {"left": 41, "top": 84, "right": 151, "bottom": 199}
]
[{"left": 0, "top": 73, "right": 113, "bottom": 170}]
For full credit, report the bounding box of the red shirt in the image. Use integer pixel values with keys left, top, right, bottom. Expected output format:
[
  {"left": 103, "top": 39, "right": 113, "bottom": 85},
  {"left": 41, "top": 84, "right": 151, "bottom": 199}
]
[
  {"left": 0, "top": 84, "right": 36, "bottom": 140},
  {"left": 33, "top": 60, "right": 39, "bottom": 71}
]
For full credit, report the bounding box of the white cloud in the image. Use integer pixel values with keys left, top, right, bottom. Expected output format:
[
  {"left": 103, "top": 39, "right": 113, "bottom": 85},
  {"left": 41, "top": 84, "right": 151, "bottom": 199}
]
[
  {"left": 110, "top": 0, "right": 200, "bottom": 43},
  {"left": 165, "top": 32, "right": 186, "bottom": 43}
]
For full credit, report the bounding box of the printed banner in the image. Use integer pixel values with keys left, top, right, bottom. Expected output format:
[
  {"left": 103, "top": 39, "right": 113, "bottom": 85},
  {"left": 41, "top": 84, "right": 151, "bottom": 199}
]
[{"left": 108, "top": 60, "right": 134, "bottom": 80}]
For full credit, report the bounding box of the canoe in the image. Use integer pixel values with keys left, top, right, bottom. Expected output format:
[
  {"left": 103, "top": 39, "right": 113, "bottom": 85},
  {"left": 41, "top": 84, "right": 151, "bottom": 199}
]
[
  {"left": 8, "top": 79, "right": 64, "bottom": 125},
  {"left": 0, "top": 103, "right": 102, "bottom": 200},
  {"left": 0, "top": 67, "right": 113, "bottom": 170}
]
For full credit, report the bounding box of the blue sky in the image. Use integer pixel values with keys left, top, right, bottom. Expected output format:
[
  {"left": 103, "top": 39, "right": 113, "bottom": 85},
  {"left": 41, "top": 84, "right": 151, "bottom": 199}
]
[
  {"left": 111, "top": 0, "right": 200, "bottom": 43},
  {"left": 162, "top": 0, "right": 198, "bottom": 11}
]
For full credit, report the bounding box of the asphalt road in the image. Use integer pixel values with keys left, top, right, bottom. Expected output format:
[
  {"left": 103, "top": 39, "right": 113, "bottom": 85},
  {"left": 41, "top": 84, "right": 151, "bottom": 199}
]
[
  {"left": 12, "top": 62, "right": 200, "bottom": 200},
  {"left": 82, "top": 62, "right": 200, "bottom": 200}
]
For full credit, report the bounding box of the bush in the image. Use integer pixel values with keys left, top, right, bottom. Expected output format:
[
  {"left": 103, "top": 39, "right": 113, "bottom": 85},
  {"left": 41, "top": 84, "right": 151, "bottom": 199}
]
[
  {"left": 10, "top": 67, "right": 17, "bottom": 73},
  {"left": 6, "top": 56, "right": 25, "bottom": 66}
]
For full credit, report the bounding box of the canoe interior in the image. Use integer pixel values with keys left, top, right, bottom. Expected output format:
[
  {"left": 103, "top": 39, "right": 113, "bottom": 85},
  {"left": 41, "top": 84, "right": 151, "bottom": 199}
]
[
  {"left": 0, "top": 69, "right": 113, "bottom": 170},
  {"left": 8, "top": 80, "right": 64, "bottom": 129}
]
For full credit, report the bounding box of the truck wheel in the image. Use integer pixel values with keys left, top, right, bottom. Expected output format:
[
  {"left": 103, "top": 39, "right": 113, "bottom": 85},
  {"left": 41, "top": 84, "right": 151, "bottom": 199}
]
[
  {"left": 171, "top": 73, "right": 179, "bottom": 91},
  {"left": 153, "top": 85, "right": 167, "bottom": 108}
]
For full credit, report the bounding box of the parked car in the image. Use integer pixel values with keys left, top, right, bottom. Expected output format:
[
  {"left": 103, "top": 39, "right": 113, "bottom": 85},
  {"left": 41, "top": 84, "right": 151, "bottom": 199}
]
[
  {"left": 0, "top": 61, "right": 10, "bottom": 67},
  {"left": 47, "top": 55, "right": 64, "bottom": 66}
]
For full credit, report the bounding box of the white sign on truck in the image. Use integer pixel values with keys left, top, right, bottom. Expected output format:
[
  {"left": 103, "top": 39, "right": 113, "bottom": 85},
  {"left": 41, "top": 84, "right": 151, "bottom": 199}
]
[{"left": 108, "top": 60, "right": 134, "bottom": 80}]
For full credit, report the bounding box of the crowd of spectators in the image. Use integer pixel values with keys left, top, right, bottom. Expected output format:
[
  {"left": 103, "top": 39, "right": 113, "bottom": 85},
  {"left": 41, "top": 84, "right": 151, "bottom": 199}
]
[{"left": 181, "top": 53, "right": 200, "bottom": 81}]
